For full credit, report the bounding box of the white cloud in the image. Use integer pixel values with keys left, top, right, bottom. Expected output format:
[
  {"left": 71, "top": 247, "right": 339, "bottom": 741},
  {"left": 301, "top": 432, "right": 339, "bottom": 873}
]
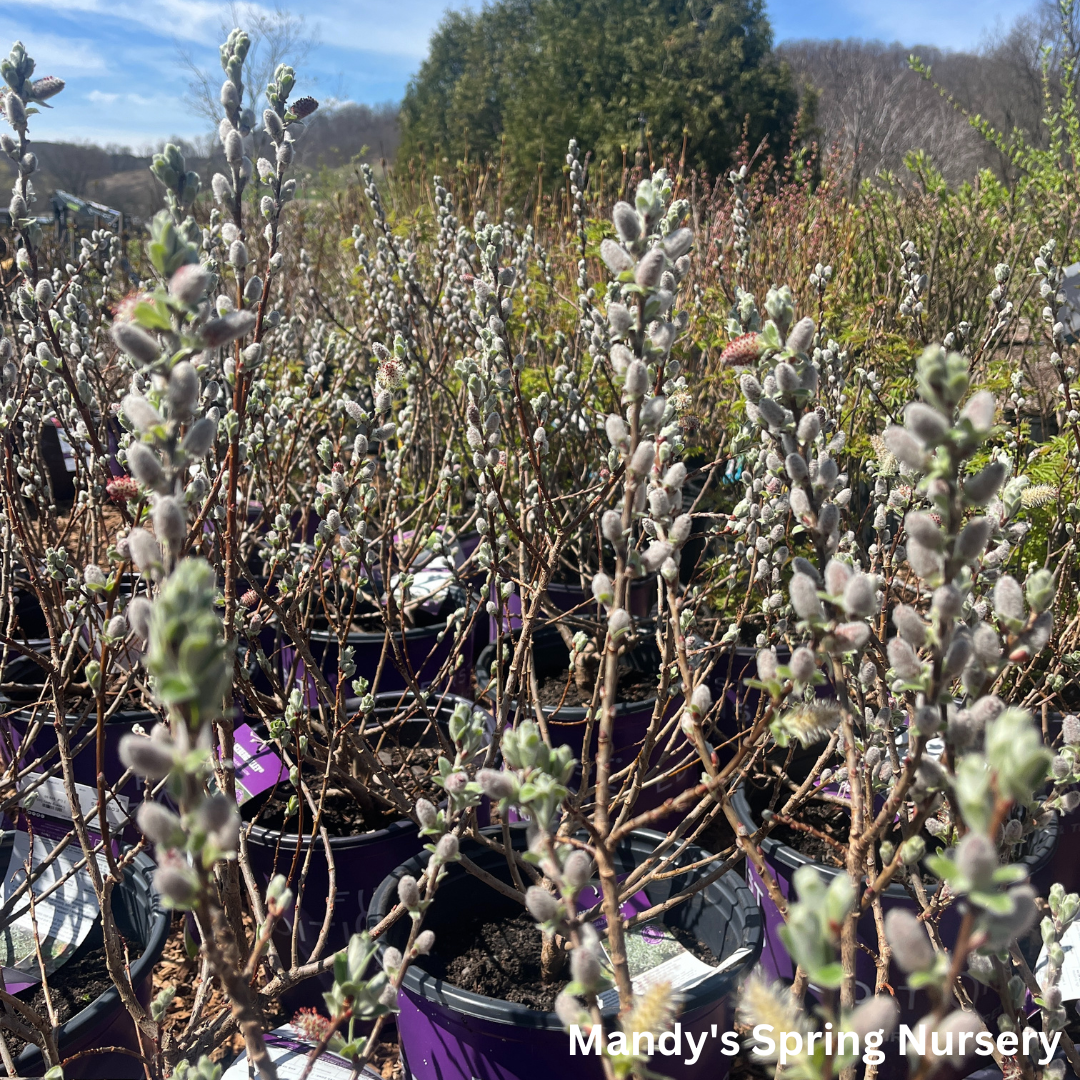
[
  {"left": 0, "top": 23, "right": 108, "bottom": 73},
  {"left": 86, "top": 89, "right": 119, "bottom": 103},
  {"left": 13, "top": 0, "right": 250, "bottom": 46}
]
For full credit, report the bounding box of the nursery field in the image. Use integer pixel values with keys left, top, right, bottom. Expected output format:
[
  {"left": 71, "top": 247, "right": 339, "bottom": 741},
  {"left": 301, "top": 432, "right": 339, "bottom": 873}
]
[{"left": 3, "top": 7, "right": 1080, "bottom": 1080}]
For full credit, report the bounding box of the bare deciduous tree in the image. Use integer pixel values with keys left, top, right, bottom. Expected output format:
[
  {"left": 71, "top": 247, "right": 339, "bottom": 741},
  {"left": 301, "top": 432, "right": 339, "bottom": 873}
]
[{"left": 179, "top": 4, "right": 316, "bottom": 126}]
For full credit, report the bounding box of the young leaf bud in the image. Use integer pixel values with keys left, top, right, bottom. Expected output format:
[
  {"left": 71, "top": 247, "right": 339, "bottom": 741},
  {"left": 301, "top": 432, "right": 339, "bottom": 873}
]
[
  {"left": 600, "top": 239, "right": 634, "bottom": 275},
  {"left": 605, "top": 414, "right": 628, "bottom": 448},
  {"left": 434, "top": 834, "right": 459, "bottom": 862},
  {"left": 182, "top": 417, "right": 218, "bottom": 459},
  {"left": 625, "top": 360, "right": 649, "bottom": 398},
  {"left": 167, "top": 361, "right": 200, "bottom": 419},
  {"left": 963, "top": 461, "right": 1007, "bottom": 505},
  {"left": 153, "top": 496, "right": 187, "bottom": 550},
  {"left": 112, "top": 323, "right": 161, "bottom": 365},
  {"left": 790, "top": 647, "right": 817, "bottom": 683},
  {"left": 883, "top": 426, "right": 927, "bottom": 470},
  {"left": 954, "top": 516, "right": 994, "bottom": 564},
  {"left": 137, "top": 802, "right": 185, "bottom": 849},
  {"left": 668, "top": 514, "right": 692, "bottom": 546},
  {"left": 843, "top": 574, "right": 876, "bottom": 617},
  {"left": 591, "top": 573, "right": 614, "bottom": 606},
  {"left": 127, "top": 528, "right": 163, "bottom": 573},
  {"left": 128, "top": 597, "right": 153, "bottom": 641},
  {"left": 119, "top": 731, "right": 175, "bottom": 779},
  {"left": 789, "top": 572, "right": 823, "bottom": 620},
  {"left": 1025, "top": 568, "right": 1056, "bottom": 614},
  {"left": 629, "top": 440, "right": 655, "bottom": 477},
  {"left": 563, "top": 850, "right": 593, "bottom": 889},
  {"left": 785, "top": 316, "right": 816, "bottom": 355},
  {"left": 884, "top": 909, "right": 935, "bottom": 973},
  {"left": 397, "top": 875, "right": 421, "bottom": 909},
  {"left": 634, "top": 248, "right": 665, "bottom": 288},
  {"left": 525, "top": 886, "right": 560, "bottom": 924},
  {"left": 169, "top": 264, "right": 210, "bottom": 307}
]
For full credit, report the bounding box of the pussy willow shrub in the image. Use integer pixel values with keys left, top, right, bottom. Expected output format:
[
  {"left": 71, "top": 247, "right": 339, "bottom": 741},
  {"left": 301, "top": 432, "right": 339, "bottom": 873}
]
[{"left": 2, "top": 17, "right": 1080, "bottom": 1080}]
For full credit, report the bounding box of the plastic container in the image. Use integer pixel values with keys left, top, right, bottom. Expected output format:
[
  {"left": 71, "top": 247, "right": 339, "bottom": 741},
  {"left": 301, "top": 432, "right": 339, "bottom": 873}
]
[
  {"left": 0, "top": 654, "right": 157, "bottom": 830},
  {"left": 477, "top": 625, "right": 694, "bottom": 821},
  {"left": 243, "top": 693, "right": 491, "bottom": 1006},
  {"left": 369, "top": 825, "right": 763, "bottom": 1080},
  {"left": 281, "top": 620, "right": 474, "bottom": 703},
  {"left": 222, "top": 1024, "right": 384, "bottom": 1079},
  {"left": 730, "top": 785, "right": 1058, "bottom": 1035},
  {"left": 489, "top": 573, "right": 657, "bottom": 637},
  {"left": 12, "top": 845, "right": 169, "bottom": 1078}
]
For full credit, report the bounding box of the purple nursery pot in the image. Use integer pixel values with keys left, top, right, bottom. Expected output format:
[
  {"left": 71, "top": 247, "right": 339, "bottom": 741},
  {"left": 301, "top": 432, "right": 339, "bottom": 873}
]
[
  {"left": 1037, "top": 712, "right": 1080, "bottom": 896},
  {"left": 242, "top": 693, "right": 491, "bottom": 1006},
  {"left": 281, "top": 620, "right": 475, "bottom": 704},
  {"left": 489, "top": 573, "right": 658, "bottom": 639},
  {"left": 706, "top": 645, "right": 835, "bottom": 745},
  {"left": 0, "top": 654, "right": 158, "bottom": 835},
  {"left": 12, "top": 846, "right": 169, "bottom": 1078},
  {"left": 369, "top": 826, "right": 763, "bottom": 1080},
  {"left": 477, "top": 625, "right": 695, "bottom": 823},
  {"left": 730, "top": 785, "right": 1058, "bottom": 1074}
]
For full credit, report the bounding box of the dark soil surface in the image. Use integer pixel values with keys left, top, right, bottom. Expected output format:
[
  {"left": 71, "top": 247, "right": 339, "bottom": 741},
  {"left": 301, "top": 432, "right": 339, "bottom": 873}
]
[
  {"left": 428, "top": 909, "right": 718, "bottom": 1012},
  {"left": 746, "top": 781, "right": 902, "bottom": 869},
  {"left": 535, "top": 666, "right": 657, "bottom": 710},
  {"left": 252, "top": 785, "right": 403, "bottom": 835},
  {"left": 6, "top": 919, "right": 120, "bottom": 1058},
  {"left": 247, "top": 728, "right": 444, "bottom": 837}
]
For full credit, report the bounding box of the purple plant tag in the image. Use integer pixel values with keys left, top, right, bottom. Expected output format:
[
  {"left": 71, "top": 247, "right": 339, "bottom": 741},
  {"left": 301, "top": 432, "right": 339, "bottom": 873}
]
[
  {"left": 232, "top": 724, "right": 288, "bottom": 806},
  {"left": 577, "top": 878, "right": 652, "bottom": 930}
]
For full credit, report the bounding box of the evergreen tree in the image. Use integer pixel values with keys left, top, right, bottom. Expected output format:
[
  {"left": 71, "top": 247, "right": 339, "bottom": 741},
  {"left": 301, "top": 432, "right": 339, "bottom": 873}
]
[{"left": 399, "top": 0, "right": 797, "bottom": 188}]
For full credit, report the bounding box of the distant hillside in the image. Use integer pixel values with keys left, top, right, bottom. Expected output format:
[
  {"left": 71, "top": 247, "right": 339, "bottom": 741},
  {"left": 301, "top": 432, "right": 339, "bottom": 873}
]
[{"left": 0, "top": 103, "right": 399, "bottom": 224}]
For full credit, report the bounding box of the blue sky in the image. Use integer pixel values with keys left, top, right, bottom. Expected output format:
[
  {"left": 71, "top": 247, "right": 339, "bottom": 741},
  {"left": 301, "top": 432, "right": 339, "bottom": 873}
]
[{"left": 4, "top": 0, "right": 1037, "bottom": 150}]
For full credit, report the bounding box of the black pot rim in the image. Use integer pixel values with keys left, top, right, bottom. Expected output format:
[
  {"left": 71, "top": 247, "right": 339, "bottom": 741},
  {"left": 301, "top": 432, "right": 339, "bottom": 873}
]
[
  {"left": 730, "top": 784, "right": 1060, "bottom": 896},
  {"left": 243, "top": 691, "right": 482, "bottom": 850},
  {"left": 475, "top": 642, "right": 675, "bottom": 724},
  {"left": 307, "top": 621, "right": 446, "bottom": 646},
  {"left": 14, "top": 849, "right": 169, "bottom": 1068},
  {"left": 0, "top": 691, "right": 160, "bottom": 729},
  {"left": 368, "top": 825, "right": 763, "bottom": 1030}
]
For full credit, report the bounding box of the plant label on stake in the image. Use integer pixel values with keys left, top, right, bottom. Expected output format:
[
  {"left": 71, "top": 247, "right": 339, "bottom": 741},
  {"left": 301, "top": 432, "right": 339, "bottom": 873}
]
[
  {"left": 1, "top": 774, "right": 128, "bottom": 992},
  {"left": 578, "top": 882, "right": 751, "bottom": 1008},
  {"left": 228, "top": 723, "right": 289, "bottom": 806},
  {"left": 221, "top": 1024, "right": 364, "bottom": 1079}
]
